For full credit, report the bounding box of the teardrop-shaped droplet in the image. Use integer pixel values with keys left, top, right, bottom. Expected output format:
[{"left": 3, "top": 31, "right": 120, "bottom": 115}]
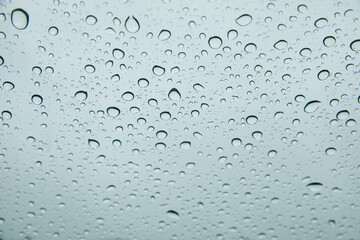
[
  {"left": 235, "top": 14, "right": 252, "bottom": 26},
  {"left": 168, "top": 88, "right": 181, "bottom": 101},
  {"left": 158, "top": 29, "right": 171, "bottom": 41},
  {"left": 124, "top": 16, "right": 140, "bottom": 33},
  {"left": 11, "top": 8, "right": 29, "bottom": 30},
  {"left": 304, "top": 100, "right": 321, "bottom": 113},
  {"left": 74, "top": 90, "right": 88, "bottom": 101}
]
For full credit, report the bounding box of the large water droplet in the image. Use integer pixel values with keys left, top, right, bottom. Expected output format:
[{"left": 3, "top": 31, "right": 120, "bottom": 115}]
[
  {"left": 138, "top": 78, "right": 149, "bottom": 88},
  {"left": 274, "top": 40, "right": 288, "bottom": 50},
  {"left": 152, "top": 65, "right": 165, "bottom": 76},
  {"left": 1, "top": 111, "right": 12, "bottom": 120},
  {"left": 235, "top": 14, "right": 252, "bottom": 26},
  {"left": 304, "top": 100, "right": 321, "bottom": 113},
  {"left": 306, "top": 182, "right": 323, "bottom": 192},
  {"left": 3, "top": 81, "right": 15, "bottom": 90},
  {"left": 336, "top": 110, "right": 349, "bottom": 120},
  {"left": 107, "top": 107, "right": 120, "bottom": 117},
  {"left": 11, "top": 8, "right": 29, "bottom": 30},
  {"left": 350, "top": 39, "right": 360, "bottom": 52},
  {"left": 112, "top": 48, "right": 125, "bottom": 60},
  {"left": 75, "top": 90, "right": 88, "bottom": 101},
  {"left": 158, "top": 29, "right": 171, "bottom": 40},
  {"left": 168, "top": 88, "right": 181, "bottom": 101},
  {"left": 208, "top": 36, "right": 223, "bottom": 49},
  {"left": 125, "top": 16, "right": 140, "bottom": 33}
]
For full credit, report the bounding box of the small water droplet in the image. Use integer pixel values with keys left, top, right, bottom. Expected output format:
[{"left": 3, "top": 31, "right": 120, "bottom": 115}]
[
  {"left": 158, "top": 29, "right": 171, "bottom": 40},
  {"left": 160, "top": 111, "right": 171, "bottom": 120},
  {"left": 167, "top": 210, "right": 180, "bottom": 219},
  {"left": 74, "top": 90, "right": 88, "bottom": 101},
  {"left": 244, "top": 43, "right": 257, "bottom": 53},
  {"left": 107, "top": 107, "right": 120, "bottom": 117},
  {"left": 106, "top": 185, "right": 116, "bottom": 191},
  {"left": 31, "top": 95, "right": 43, "bottom": 105},
  {"left": 314, "top": 18, "right": 328, "bottom": 28},
  {"left": 48, "top": 26, "right": 58, "bottom": 36},
  {"left": 231, "top": 138, "right": 242, "bottom": 147},
  {"left": 168, "top": 88, "right": 181, "bottom": 101},
  {"left": 3, "top": 81, "right": 15, "bottom": 90},
  {"left": 306, "top": 182, "right": 323, "bottom": 192},
  {"left": 227, "top": 29, "right": 238, "bottom": 40},
  {"left": 152, "top": 65, "right": 165, "bottom": 76},
  {"left": 86, "top": 15, "right": 97, "bottom": 25},
  {"left": 186, "top": 162, "right": 195, "bottom": 168},
  {"left": 235, "top": 14, "right": 252, "bottom": 26},
  {"left": 268, "top": 150, "right": 277, "bottom": 158},
  {"left": 246, "top": 115, "right": 258, "bottom": 125},
  {"left": 156, "top": 130, "right": 168, "bottom": 139},
  {"left": 121, "top": 91, "right": 134, "bottom": 101},
  {"left": 11, "top": 8, "right": 29, "bottom": 30},
  {"left": 274, "top": 40, "right": 288, "bottom": 50},
  {"left": 252, "top": 131, "right": 263, "bottom": 140},
  {"left": 208, "top": 36, "right": 223, "bottom": 49},
  {"left": 84, "top": 64, "right": 95, "bottom": 73},
  {"left": 112, "top": 48, "right": 125, "bottom": 60},
  {"left": 325, "top": 147, "right": 337, "bottom": 155},
  {"left": 345, "top": 119, "right": 356, "bottom": 127},
  {"left": 125, "top": 16, "right": 140, "bottom": 33},
  {"left": 1, "top": 111, "right": 12, "bottom": 120},
  {"left": 299, "top": 48, "right": 312, "bottom": 57},
  {"left": 304, "top": 100, "right": 321, "bottom": 113},
  {"left": 180, "top": 141, "right": 191, "bottom": 149},
  {"left": 317, "top": 70, "right": 330, "bottom": 81},
  {"left": 88, "top": 139, "right": 100, "bottom": 149},
  {"left": 138, "top": 78, "right": 149, "bottom": 88},
  {"left": 323, "top": 36, "right": 336, "bottom": 47},
  {"left": 350, "top": 39, "right": 360, "bottom": 52}
]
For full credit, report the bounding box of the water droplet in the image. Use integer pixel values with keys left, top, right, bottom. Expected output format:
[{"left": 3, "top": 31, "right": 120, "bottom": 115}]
[
  {"left": 323, "top": 36, "right": 336, "bottom": 47},
  {"left": 152, "top": 65, "right": 165, "bottom": 76},
  {"left": 231, "top": 138, "right": 242, "bottom": 147},
  {"left": 306, "top": 182, "right": 323, "bottom": 192},
  {"left": 325, "top": 147, "right": 337, "bottom": 155},
  {"left": 111, "top": 74, "right": 120, "bottom": 82},
  {"left": 304, "top": 100, "right": 321, "bottom": 113},
  {"left": 32, "top": 66, "right": 42, "bottom": 75},
  {"left": 31, "top": 95, "right": 43, "bottom": 105},
  {"left": 227, "top": 29, "right": 238, "bottom": 40},
  {"left": 84, "top": 64, "right": 95, "bottom": 73},
  {"left": 252, "top": 131, "right": 263, "bottom": 140},
  {"left": 155, "top": 142, "right": 166, "bottom": 150},
  {"left": 268, "top": 150, "right": 277, "bottom": 158},
  {"left": 106, "top": 185, "right": 116, "bottom": 191},
  {"left": 107, "top": 107, "right": 120, "bottom": 117},
  {"left": 158, "top": 29, "right": 171, "bottom": 40},
  {"left": 180, "top": 141, "right": 191, "bottom": 149},
  {"left": 350, "top": 39, "right": 360, "bottom": 52},
  {"left": 273, "top": 40, "right": 288, "bottom": 50},
  {"left": 124, "top": 16, "right": 140, "bottom": 33},
  {"left": 88, "top": 139, "right": 100, "bottom": 149},
  {"left": 297, "top": 4, "right": 308, "bottom": 13},
  {"left": 246, "top": 115, "right": 258, "bottom": 125},
  {"left": 121, "top": 91, "right": 134, "bottom": 101},
  {"left": 1, "top": 111, "right": 12, "bottom": 120},
  {"left": 186, "top": 162, "right": 195, "bottom": 168},
  {"left": 160, "top": 111, "right": 171, "bottom": 120},
  {"left": 138, "top": 78, "right": 149, "bottom": 88},
  {"left": 167, "top": 210, "right": 180, "bottom": 219},
  {"left": 11, "top": 8, "right": 29, "bottom": 30},
  {"left": 345, "top": 119, "right": 356, "bottom": 127},
  {"left": 112, "top": 139, "right": 122, "bottom": 147},
  {"left": 314, "top": 18, "right": 328, "bottom": 28},
  {"left": 48, "top": 26, "right": 58, "bottom": 36},
  {"left": 208, "top": 36, "right": 223, "bottom": 49},
  {"left": 74, "top": 90, "right": 88, "bottom": 101},
  {"left": 168, "top": 88, "right": 181, "bottom": 101},
  {"left": 86, "top": 15, "right": 97, "bottom": 25},
  {"left": 330, "top": 99, "right": 339, "bottom": 107},
  {"left": 112, "top": 48, "right": 125, "bottom": 60},
  {"left": 299, "top": 48, "right": 312, "bottom": 57},
  {"left": 317, "top": 69, "right": 330, "bottom": 81},
  {"left": 244, "top": 43, "right": 257, "bottom": 53},
  {"left": 336, "top": 110, "right": 349, "bottom": 120},
  {"left": 0, "top": 56, "right": 4, "bottom": 66},
  {"left": 156, "top": 130, "right": 168, "bottom": 139},
  {"left": 235, "top": 14, "right": 252, "bottom": 26},
  {"left": 3, "top": 81, "right": 15, "bottom": 90}
]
